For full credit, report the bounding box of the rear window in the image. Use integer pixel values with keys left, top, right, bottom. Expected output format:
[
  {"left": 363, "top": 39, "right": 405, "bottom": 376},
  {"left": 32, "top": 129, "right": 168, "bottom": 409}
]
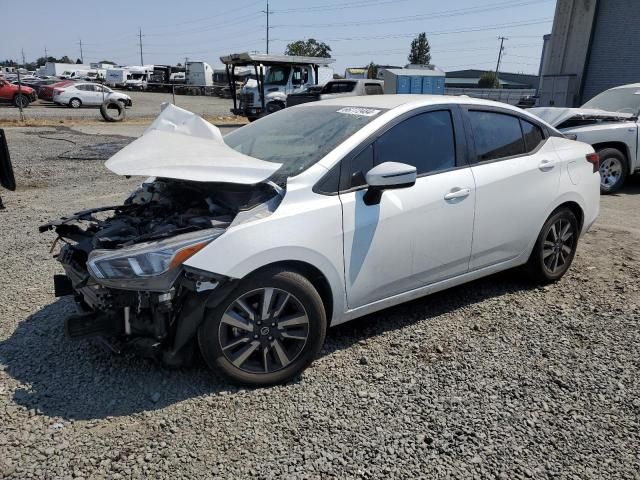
[
  {"left": 224, "top": 105, "right": 386, "bottom": 179},
  {"left": 365, "top": 83, "right": 384, "bottom": 95},
  {"left": 322, "top": 82, "right": 357, "bottom": 94}
]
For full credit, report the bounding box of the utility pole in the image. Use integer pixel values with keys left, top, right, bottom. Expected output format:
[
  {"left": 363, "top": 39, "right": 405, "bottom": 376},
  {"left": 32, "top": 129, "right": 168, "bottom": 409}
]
[
  {"left": 44, "top": 47, "right": 48, "bottom": 60},
  {"left": 262, "top": 1, "right": 270, "bottom": 54},
  {"left": 138, "top": 28, "right": 144, "bottom": 65},
  {"left": 79, "top": 40, "right": 84, "bottom": 63},
  {"left": 495, "top": 36, "right": 508, "bottom": 85},
  {"left": 21, "top": 48, "right": 25, "bottom": 66}
]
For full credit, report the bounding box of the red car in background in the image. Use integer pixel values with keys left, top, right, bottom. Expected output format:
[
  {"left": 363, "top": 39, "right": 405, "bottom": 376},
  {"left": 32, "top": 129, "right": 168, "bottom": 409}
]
[
  {"left": 0, "top": 79, "right": 36, "bottom": 108},
  {"left": 39, "top": 80, "right": 75, "bottom": 101}
]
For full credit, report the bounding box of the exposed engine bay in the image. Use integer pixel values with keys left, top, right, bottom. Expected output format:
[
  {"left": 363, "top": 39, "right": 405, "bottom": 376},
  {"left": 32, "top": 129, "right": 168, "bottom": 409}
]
[{"left": 40, "top": 178, "right": 281, "bottom": 364}]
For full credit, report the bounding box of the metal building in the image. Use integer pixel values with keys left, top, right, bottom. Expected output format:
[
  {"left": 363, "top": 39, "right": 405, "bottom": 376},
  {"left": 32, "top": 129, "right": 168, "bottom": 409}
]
[{"left": 540, "top": 0, "right": 640, "bottom": 107}]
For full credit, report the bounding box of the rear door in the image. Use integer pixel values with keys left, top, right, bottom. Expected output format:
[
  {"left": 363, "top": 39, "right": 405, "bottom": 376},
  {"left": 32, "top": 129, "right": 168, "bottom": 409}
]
[
  {"left": 462, "top": 108, "right": 560, "bottom": 270},
  {"left": 339, "top": 106, "right": 476, "bottom": 308}
]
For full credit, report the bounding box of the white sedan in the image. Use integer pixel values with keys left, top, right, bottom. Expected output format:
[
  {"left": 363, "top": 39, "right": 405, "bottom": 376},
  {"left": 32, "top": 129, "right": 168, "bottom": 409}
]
[
  {"left": 53, "top": 83, "right": 132, "bottom": 108},
  {"left": 42, "top": 97, "right": 600, "bottom": 386}
]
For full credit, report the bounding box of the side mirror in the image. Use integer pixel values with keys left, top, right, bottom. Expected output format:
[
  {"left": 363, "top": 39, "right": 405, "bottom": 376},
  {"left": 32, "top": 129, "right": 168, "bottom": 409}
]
[
  {"left": 363, "top": 161, "right": 417, "bottom": 205},
  {"left": 564, "top": 133, "right": 578, "bottom": 141}
]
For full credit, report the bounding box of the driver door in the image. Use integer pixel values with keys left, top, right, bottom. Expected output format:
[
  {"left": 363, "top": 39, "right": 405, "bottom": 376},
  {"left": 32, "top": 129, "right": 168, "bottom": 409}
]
[{"left": 339, "top": 107, "right": 475, "bottom": 309}]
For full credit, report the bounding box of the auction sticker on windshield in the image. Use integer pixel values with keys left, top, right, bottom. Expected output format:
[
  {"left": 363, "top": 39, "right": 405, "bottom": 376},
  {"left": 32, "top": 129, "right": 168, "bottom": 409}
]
[{"left": 337, "top": 107, "right": 381, "bottom": 117}]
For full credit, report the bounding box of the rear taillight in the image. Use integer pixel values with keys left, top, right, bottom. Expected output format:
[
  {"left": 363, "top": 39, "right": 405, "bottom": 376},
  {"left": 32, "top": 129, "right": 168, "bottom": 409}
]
[
  {"left": 53, "top": 89, "right": 61, "bottom": 95},
  {"left": 586, "top": 152, "right": 599, "bottom": 173}
]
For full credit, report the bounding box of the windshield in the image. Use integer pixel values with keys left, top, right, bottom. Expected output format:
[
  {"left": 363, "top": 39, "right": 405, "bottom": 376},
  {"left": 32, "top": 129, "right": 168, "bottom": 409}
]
[
  {"left": 265, "top": 66, "right": 291, "bottom": 86},
  {"left": 582, "top": 87, "right": 640, "bottom": 114},
  {"left": 224, "top": 105, "right": 386, "bottom": 178}
]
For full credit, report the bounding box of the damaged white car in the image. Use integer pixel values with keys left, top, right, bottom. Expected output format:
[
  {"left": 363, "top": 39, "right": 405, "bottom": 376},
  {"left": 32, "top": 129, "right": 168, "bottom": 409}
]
[
  {"left": 41, "top": 97, "right": 599, "bottom": 386},
  {"left": 531, "top": 83, "right": 640, "bottom": 193}
]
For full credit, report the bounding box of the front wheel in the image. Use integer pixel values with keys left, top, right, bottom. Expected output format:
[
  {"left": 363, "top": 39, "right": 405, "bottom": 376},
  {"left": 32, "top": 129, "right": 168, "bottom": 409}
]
[
  {"left": 526, "top": 208, "right": 579, "bottom": 283},
  {"left": 198, "top": 268, "right": 327, "bottom": 386},
  {"left": 69, "top": 98, "right": 82, "bottom": 108},
  {"left": 598, "top": 148, "right": 628, "bottom": 194},
  {"left": 13, "top": 94, "right": 30, "bottom": 108}
]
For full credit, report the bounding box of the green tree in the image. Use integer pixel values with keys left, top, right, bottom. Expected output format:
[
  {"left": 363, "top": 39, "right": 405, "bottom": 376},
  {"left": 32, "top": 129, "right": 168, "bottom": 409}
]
[
  {"left": 59, "top": 56, "right": 73, "bottom": 64},
  {"left": 76, "top": 58, "right": 83, "bottom": 64},
  {"left": 478, "top": 71, "right": 501, "bottom": 88},
  {"left": 367, "top": 62, "right": 379, "bottom": 79},
  {"left": 408, "top": 32, "right": 431, "bottom": 65},
  {"left": 285, "top": 39, "right": 332, "bottom": 58}
]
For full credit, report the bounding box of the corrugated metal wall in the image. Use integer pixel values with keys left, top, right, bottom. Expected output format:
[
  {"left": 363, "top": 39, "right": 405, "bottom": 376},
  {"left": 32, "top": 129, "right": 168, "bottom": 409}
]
[{"left": 581, "top": 0, "right": 640, "bottom": 103}]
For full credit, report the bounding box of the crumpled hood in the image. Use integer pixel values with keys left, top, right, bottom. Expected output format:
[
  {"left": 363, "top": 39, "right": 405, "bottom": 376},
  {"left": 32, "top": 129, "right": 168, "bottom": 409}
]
[
  {"left": 529, "top": 107, "right": 634, "bottom": 127},
  {"left": 105, "top": 104, "right": 281, "bottom": 184}
]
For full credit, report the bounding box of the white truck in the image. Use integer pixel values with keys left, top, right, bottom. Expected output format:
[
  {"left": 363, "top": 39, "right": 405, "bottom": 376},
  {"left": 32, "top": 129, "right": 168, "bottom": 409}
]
[
  {"left": 185, "top": 62, "right": 214, "bottom": 87},
  {"left": 125, "top": 65, "right": 154, "bottom": 90},
  {"left": 531, "top": 83, "right": 640, "bottom": 193},
  {"left": 105, "top": 68, "right": 130, "bottom": 88},
  {"left": 221, "top": 52, "right": 335, "bottom": 121},
  {"left": 45, "top": 62, "right": 93, "bottom": 77}
]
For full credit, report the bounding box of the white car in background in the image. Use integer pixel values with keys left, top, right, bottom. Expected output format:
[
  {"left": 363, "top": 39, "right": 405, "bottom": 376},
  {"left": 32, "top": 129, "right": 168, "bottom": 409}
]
[
  {"left": 531, "top": 83, "right": 640, "bottom": 193},
  {"left": 41, "top": 97, "right": 599, "bottom": 386},
  {"left": 53, "top": 83, "right": 132, "bottom": 108}
]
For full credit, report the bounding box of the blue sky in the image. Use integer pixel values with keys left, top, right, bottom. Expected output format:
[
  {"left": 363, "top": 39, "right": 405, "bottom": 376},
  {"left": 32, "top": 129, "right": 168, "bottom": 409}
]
[{"left": 3, "top": 0, "right": 556, "bottom": 75}]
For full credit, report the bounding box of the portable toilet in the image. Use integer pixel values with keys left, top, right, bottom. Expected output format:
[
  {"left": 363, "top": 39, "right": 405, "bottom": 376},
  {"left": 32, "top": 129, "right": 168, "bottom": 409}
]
[{"left": 383, "top": 68, "right": 446, "bottom": 95}]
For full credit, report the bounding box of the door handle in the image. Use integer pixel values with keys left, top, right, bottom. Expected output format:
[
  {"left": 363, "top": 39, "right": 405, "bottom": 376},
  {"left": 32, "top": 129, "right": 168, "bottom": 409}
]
[
  {"left": 538, "top": 159, "right": 555, "bottom": 171},
  {"left": 444, "top": 187, "right": 471, "bottom": 201}
]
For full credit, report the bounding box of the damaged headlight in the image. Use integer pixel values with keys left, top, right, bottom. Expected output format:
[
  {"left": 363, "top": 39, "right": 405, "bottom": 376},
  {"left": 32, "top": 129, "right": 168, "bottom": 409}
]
[{"left": 87, "top": 229, "right": 223, "bottom": 290}]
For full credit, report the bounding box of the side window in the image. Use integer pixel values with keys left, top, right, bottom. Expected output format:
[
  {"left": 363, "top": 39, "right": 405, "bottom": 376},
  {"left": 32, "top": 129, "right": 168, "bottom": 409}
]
[
  {"left": 520, "top": 119, "right": 545, "bottom": 153},
  {"left": 76, "top": 85, "right": 89, "bottom": 91},
  {"left": 375, "top": 110, "right": 456, "bottom": 175},
  {"left": 468, "top": 111, "right": 525, "bottom": 161},
  {"left": 365, "top": 83, "right": 383, "bottom": 95}
]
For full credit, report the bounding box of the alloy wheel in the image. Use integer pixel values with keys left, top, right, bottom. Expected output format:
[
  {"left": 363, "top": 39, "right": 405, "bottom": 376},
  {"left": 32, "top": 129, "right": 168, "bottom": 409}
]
[
  {"left": 542, "top": 218, "right": 575, "bottom": 274},
  {"left": 218, "top": 288, "right": 310, "bottom": 374},
  {"left": 600, "top": 157, "right": 623, "bottom": 190}
]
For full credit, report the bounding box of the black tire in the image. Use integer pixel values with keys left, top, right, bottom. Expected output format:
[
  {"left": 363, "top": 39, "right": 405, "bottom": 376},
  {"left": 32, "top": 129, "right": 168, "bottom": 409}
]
[
  {"left": 526, "top": 207, "right": 579, "bottom": 283},
  {"left": 598, "top": 147, "right": 628, "bottom": 194},
  {"left": 13, "top": 94, "right": 30, "bottom": 108},
  {"left": 266, "top": 101, "right": 284, "bottom": 114},
  {"left": 100, "top": 100, "right": 125, "bottom": 122},
  {"left": 198, "top": 267, "right": 327, "bottom": 386},
  {"left": 69, "top": 98, "right": 82, "bottom": 109}
]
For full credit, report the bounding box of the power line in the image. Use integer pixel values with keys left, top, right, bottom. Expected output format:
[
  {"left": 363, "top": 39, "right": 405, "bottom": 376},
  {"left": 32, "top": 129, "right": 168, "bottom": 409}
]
[
  {"left": 154, "top": 0, "right": 263, "bottom": 28},
  {"left": 276, "top": 0, "right": 411, "bottom": 14},
  {"left": 273, "top": 0, "right": 553, "bottom": 28},
  {"left": 279, "top": 18, "right": 552, "bottom": 42}
]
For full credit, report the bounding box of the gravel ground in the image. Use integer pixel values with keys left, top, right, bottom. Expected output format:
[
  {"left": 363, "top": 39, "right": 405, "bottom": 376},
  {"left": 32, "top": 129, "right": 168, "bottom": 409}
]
[
  {"left": 0, "top": 126, "right": 639, "bottom": 479},
  {"left": 0, "top": 90, "right": 233, "bottom": 121}
]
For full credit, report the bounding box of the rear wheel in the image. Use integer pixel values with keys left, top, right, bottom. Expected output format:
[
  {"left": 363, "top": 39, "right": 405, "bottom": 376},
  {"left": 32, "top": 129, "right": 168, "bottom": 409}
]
[
  {"left": 69, "top": 98, "right": 82, "bottom": 109},
  {"left": 198, "top": 268, "right": 327, "bottom": 386},
  {"left": 13, "top": 94, "right": 30, "bottom": 108},
  {"left": 598, "top": 148, "right": 627, "bottom": 194},
  {"left": 526, "top": 208, "right": 579, "bottom": 283}
]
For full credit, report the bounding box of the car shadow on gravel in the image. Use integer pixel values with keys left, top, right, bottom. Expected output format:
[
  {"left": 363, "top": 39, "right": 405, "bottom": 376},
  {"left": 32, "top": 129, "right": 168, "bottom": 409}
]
[
  {"left": 0, "top": 297, "right": 237, "bottom": 420},
  {"left": 0, "top": 271, "right": 533, "bottom": 420}
]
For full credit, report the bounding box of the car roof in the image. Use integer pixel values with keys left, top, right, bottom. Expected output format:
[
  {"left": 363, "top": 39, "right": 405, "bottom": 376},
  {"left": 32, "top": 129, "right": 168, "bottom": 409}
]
[
  {"left": 609, "top": 83, "right": 640, "bottom": 90},
  {"left": 301, "top": 94, "right": 528, "bottom": 114}
]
